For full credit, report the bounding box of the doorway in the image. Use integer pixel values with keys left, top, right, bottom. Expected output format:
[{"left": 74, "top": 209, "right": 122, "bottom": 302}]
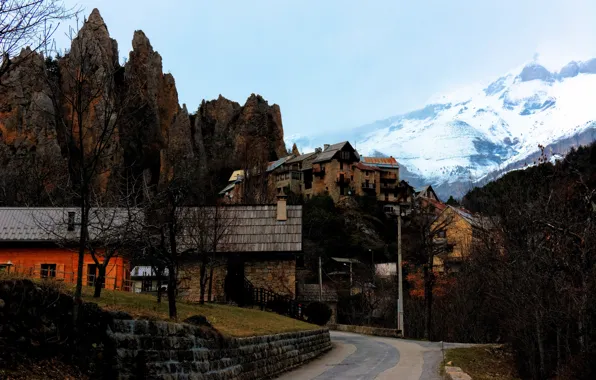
[{"left": 225, "top": 256, "right": 245, "bottom": 304}]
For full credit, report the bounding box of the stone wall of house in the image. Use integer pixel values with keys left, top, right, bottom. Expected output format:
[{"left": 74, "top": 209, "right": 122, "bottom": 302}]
[
  {"left": 245, "top": 259, "right": 296, "bottom": 297},
  {"left": 181, "top": 262, "right": 228, "bottom": 303},
  {"left": 312, "top": 160, "right": 355, "bottom": 202},
  {"left": 108, "top": 319, "right": 331, "bottom": 380}
]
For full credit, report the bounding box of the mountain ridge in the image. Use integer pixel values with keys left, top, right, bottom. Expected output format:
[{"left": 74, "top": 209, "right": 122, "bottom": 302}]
[{"left": 287, "top": 57, "right": 596, "bottom": 199}]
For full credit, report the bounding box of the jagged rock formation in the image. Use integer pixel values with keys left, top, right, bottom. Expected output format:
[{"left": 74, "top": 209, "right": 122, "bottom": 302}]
[{"left": 0, "top": 8, "right": 287, "bottom": 205}]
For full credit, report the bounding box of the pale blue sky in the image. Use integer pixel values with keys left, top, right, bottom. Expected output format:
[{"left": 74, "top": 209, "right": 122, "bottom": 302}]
[{"left": 56, "top": 0, "right": 596, "bottom": 137}]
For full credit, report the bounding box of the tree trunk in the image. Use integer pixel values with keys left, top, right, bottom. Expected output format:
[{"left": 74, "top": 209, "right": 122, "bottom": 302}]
[
  {"left": 207, "top": 264, "right": 214, "bottom": 302},
  {"left": 73, "top": 206, "right": 88, "bottom": 324},
  {"left": 199, "top": 259, "right": 207, "bottom": 305},
  {"left": 167, "top": 265, "right": 177, "bottom": 319},
  {"left": 156, "top": 274, "right": 162, "bottom": 304},
  {"left": 93, "top": 264, "right": 106, "bottom": 298},
  {"left": 535, "top": 310, "right": 545, "bottom": 379}
]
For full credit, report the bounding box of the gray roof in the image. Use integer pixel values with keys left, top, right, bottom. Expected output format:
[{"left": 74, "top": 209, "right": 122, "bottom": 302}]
[
  {"left": 0, "top": 206, "right": 303, "bottom": 253},
  {"left": 312, "top": 141, "right": 359, "bottom": 164},
  {"left": 0, "top": 207, "right": 140, "bottom": 243},
  {"left": 180, "top": 205, "right": 302, "bottom": 252},
  {"left": 286, "top": 152, "right": 318, "bottom": 164}
]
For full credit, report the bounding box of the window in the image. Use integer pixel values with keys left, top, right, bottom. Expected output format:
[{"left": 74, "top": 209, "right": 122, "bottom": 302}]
[
  {"left": 291, "top": 171, "right": 301, "bottom": 180},
  {"left": 41, "top": 264, "right": 56, "bottom": 278},
  {"left": 437, "top": 230, "right": 447, "bottom": 238},
  {"left": 0, "top": 264, "right": 9, "bottom": 273},
  {"left": 142, "top": 279, "right": 153, "bottom": 292},
  {"left": 340, "top": 151, "right": 350, "bottom": 160},
  {"left": 340, "top": 162, "right": 343, "bottom": 170}
]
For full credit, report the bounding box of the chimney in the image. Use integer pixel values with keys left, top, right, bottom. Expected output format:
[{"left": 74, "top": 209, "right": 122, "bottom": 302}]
[
  {"left": 276, "top": 190, "right": 288, "bottom": 221},
  {"left": 67, "top": 211, "right": 76, "bottom": 231},
  {"left": 324, "top": 144, "right": 330, "bottom": 150},
  {"left": 315, "top": 147, "right": 322, "bottom": 153}
]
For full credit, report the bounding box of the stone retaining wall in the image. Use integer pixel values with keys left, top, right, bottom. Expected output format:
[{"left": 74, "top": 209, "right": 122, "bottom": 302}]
[
  {"left": 108, "top": 319, "right": 331, "bottom": 380},
  {"left": 329, "top": 324, "right": 402, "bottom": 338}
]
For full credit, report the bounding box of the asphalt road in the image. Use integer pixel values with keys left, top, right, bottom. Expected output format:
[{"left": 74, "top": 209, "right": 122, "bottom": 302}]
[{"left": 276, "top": 331, "right": 472, "bottom": 380}]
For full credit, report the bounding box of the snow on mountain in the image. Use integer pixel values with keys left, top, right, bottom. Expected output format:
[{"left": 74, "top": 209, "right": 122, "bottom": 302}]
[{"left": 288, "top": 58, "right": 596, "bottom": 199}]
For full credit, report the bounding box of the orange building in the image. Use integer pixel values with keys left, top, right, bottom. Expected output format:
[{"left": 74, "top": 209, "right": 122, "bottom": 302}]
[{"left": 0, "top": 208, "right": 131, "bottom": 290}]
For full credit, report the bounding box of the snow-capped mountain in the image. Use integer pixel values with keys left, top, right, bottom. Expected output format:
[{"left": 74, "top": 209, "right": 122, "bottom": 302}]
[{"left": 288, "top": 58, "right": 596, "bottom": 199}]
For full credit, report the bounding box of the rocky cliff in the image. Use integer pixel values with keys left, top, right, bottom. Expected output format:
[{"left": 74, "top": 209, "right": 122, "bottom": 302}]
[{"left": 0, "top": 8, "right": 286, "bottom": 205}]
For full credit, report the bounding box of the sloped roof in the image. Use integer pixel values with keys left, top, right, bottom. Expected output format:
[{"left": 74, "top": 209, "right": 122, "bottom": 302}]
[
  {"left": 0, "top": 206, "right": 303, "bottom": 253},
  {"left": 312, "top": 141, "right": 359, "bottom": 164},
  {"left": 449, "top": 206, "right": 492, "bottom": 230},
  {"left": 180, "top": 205, "right": 302, "bottom": 252},
  {"left": 362, "top": 156, "right": 399, "bottom": 168},
  {"left": 286, "top": 151, "right": 318, "bottom": 165},
  {"left": 266, "top": 155, "right": 293, "bottom": 172},
  {"left": 353, "top": 162, "right": 379, "bottom": 171},
  {"left": 228, "top": 170, "right": 245, "bottom": 182},
  {"left": 0, "top": 208, "right": 141, "bottom": 243},
  {"left": 218, "top": 182, "right": 237, "bottom": 195}
]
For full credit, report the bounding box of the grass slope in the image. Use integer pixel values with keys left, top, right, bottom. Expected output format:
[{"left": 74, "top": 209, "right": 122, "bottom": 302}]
[
  {"left": 79, "top": 286, "right": 316, "bottom": 337},
  {"left": 444, "top": 346, "right": 520, "bottom": 380}
]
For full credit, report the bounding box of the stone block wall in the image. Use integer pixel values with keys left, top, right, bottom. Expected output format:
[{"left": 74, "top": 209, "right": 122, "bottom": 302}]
[
  {"left": 245, "top": 259, "right": 296, "bottom": 297},
  {"left": 108, "top": 319, "right": 331, "bottom": 380},
  {"left": 181, "top": 262, "right": 228, "bottom": 303}
]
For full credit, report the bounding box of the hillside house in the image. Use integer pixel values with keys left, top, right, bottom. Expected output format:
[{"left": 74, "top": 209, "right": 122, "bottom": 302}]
[
  {"left": 179, "top": 196, "right": 302, "bottom": 303},
  {"left": 361, "top": 157, "right": 400, "bottom": 202},
  {"left": 431, "top": 206, "right": 493, "bottom": 272},
  {"left": 311, "top": 142, "right": 361, "bottom": 201}
]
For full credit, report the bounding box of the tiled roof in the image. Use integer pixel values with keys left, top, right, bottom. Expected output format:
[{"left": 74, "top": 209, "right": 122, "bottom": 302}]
[
  {"left": 180, "top": 205, "right": 302, "bottom": 252},
  {"left": 449, "top": 206, "right": 492, "bottom": 230},
  {"left": 0, "top": 208, "right": 140, "bottom": 242},
  {"left": 266, "top": 155, "right": 293, "bottom": 172},
  {"left": 362, "top": 156, "right": 399, "bottom": 168},
  {"left": 313, "top": 141, "right": 358, "bottom": 164},
  {"left": 286, "top": 152, "right": 318, "bottom": 164},
  {"left": 353, "top": 162, "right": 379, "bottom": 171},
  {"left": 0, "top": 206, "right": 303, "bottom": 253}
]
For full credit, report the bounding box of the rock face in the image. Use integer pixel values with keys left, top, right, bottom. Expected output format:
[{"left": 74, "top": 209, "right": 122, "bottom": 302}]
[
  {"left": 194, "top": 94, "right": 287, "bottom": 175},
  {"left": 0, "top": 8, "right": 288, "bottom": 205}
]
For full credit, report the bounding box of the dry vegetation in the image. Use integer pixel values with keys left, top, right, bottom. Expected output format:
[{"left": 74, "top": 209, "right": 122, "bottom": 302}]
[
  {"left": 444, "top": 346, "right": 520, "bottom": 380},
  {"left": 79, "top": 285, "right": 316, "bottom": 337}
]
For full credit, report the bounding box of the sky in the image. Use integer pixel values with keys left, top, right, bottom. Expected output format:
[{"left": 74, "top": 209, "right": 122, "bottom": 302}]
[{"left": 55, "top": 0, "right": 596, "bottom": 138}]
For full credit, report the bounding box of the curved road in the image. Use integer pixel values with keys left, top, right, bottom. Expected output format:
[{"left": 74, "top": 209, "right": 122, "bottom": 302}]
[{"left": 277, "top": 331, "right": 472, "bottom": 380}]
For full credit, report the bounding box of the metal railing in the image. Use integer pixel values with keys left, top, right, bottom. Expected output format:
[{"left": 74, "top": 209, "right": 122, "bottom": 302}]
[{"left": 243, "top": 277, "right": 304, "bottom": 320}]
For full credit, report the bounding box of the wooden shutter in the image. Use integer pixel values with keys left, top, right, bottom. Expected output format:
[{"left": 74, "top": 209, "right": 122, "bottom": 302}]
[{"left": 57, "top": 264, "right": 65, "bottom": 280}]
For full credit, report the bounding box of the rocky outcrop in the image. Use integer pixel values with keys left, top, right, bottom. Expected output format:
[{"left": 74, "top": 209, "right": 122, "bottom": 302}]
[
  {"left": 194, "top": 94, "right": 286, "bottom": 175},
  {"left": 0, "top": 8, "right": 288, "bottom": 204}
]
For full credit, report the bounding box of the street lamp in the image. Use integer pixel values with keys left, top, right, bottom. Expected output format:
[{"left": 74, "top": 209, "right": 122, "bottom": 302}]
[{"left": 397, "top": 204, "right": 404, "bottom": 336}]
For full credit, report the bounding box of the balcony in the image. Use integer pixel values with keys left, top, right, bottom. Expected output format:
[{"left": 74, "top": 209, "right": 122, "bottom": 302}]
[
  {"left": 362, "top": 182, "right": 376, "bottom": 191},
  {"left": 380, "top": 172, "right": 398, "bottom": 181},
  {"left": 380, "top": 182, "right": 397, "bottom": 189},
  {"left": 335, "top": 172, "right": 350, "bottom": 185}
]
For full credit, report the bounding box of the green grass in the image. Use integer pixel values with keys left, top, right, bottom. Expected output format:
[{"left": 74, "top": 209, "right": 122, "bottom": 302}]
[
  {"left": 79, "top": 286, "right": 317, "bottom": 337},
  {"left": 443, "top": 346, "right": 521, "bottom": 380}
]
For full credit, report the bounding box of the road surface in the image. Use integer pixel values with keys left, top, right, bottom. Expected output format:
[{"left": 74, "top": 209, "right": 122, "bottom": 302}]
[{"left": 276, "top": 331, "right": 472, "bottom": 380}]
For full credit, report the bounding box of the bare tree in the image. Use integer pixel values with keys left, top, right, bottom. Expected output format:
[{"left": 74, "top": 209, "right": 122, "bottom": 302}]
[
  {"left": 44, "top": 17, "right": 136, "bottom": 322},
  {"left": 185, "top": 204, "right": 235, "bottom": 304},
  {"left": 0, "top": 0, "right": 77, "bottom": 81},
  {"left": 403, "top": 201, "right": 454, "bottom": 340}
]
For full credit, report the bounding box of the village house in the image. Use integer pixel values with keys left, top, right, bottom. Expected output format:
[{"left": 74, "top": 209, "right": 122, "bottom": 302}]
[
  {"left": 180, "top": 196, "right": 302, "bottom": 303},
  {"left": 431, "top": 205, "right": 493, "bottom": 272},
  {"left": 0, "top": 208, "right": 131, "bottom": 290},
  {"left": 0, "top": 199, "right": 303, "bottom": 303},
  {"left": 220, "top": 141, "right": 411, "bottom": 206}
]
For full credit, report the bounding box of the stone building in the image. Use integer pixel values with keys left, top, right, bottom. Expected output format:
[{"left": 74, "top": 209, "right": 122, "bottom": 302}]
[
  {"left": 311, "top": 141, "right": 361, "bottom": 202},
  {"left": 180, "top": 197, "right": 302, "bottom": 303}
]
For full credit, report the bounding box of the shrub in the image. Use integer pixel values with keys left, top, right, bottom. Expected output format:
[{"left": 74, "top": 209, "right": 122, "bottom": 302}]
[{"left": 305, "top": 301, "right": 332, "bottom": 326}]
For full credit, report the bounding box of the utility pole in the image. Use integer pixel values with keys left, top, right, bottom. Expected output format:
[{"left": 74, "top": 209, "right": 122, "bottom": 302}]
[
  {"left": 318, "top": 256, "right": 323, "bottom": 301},
  {"left": 397, "top": 204, "right": 405, "bottom": 336}
]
